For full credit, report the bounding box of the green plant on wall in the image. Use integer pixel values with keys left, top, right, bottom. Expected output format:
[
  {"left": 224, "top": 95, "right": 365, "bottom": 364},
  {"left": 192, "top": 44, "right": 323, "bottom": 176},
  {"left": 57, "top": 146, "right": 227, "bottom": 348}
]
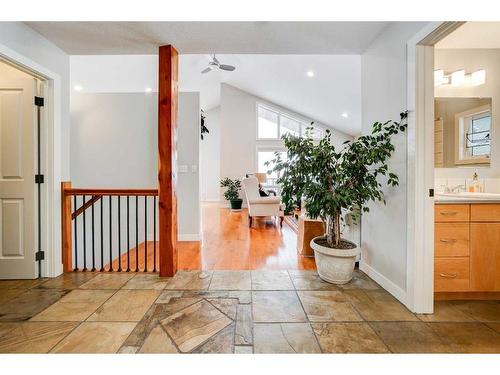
[
  {"left": 267, "top": 111, "right": 408, "bottom": 249},
  {"left": 220, "top": 177, "right": 241, "bottom": 201}
]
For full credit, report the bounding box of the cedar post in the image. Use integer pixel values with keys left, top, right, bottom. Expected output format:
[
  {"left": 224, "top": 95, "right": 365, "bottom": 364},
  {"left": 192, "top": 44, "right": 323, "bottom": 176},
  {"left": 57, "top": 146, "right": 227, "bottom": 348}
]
[
  {"left": 158, "top": 45, "right": 179, "bottom": 277},
  {"left": 61, "top": 181, "right": 72, "bottom": 272}
]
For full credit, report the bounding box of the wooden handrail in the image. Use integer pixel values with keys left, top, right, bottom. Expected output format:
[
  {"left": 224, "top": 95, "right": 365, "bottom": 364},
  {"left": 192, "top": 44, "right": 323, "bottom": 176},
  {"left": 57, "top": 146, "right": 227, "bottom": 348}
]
[
  {"left": 72, "top": 195, "right": 102, "bottom": 220},
  {"left": 65, "top": 188, "right": 158, "bottom": 196},
  {"left": 61, "top": 182, "right": 159, "bottom": 272}
]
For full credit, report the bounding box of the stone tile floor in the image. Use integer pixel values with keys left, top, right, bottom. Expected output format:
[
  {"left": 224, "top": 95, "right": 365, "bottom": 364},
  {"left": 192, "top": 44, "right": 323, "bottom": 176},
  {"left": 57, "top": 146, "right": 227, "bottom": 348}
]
[{"left": 0, "top": 269, "right": 499, "bottom": 353}]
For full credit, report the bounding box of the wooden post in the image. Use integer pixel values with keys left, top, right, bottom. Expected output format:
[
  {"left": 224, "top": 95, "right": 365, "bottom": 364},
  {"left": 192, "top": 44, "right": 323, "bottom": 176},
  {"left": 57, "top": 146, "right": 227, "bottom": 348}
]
[
  {"left": 158, "top": 45, "right": 179, "bottom": 277},
  {"left": 61, "top": 181, "right": 72, "bottom": 272}
]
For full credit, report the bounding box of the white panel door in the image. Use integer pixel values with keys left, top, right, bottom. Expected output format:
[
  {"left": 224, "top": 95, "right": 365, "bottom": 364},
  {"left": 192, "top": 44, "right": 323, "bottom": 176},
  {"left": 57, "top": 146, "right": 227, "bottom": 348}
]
[{"left": 0, "top": 77, "right": 37, "bottom": 279}]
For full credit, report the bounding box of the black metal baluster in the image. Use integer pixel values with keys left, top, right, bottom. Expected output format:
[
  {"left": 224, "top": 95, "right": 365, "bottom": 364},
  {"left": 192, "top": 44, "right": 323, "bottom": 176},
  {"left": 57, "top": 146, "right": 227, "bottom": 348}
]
[
  {"left": 100, "top": 197, "right": 104, "bottom": 271},
  {"left": 73, "top": 195, "right": 78, "bottom": 271},
  {"left": 118, "top": 196, "right": 122, "bottom": 272},
  {"left": 126, "top": 196, "right": 130, "bottom": 272},
  {"left": 153, "top": 195, "right": 157, "bottom": 272},
  {"left": 82, "top": 195, "right": 87, "bottom": 271},
  {"left": 135, "top": 195, "right": 139, "bottom": 272},
  {"left": 109, "top": 196, "right": 113, "bottom": 271},
  {"left": 91, "top": 196, "right": 96, "bottom": 271},
  {"left": 144, "top": 196, "right": 148, "bottom": 272}
]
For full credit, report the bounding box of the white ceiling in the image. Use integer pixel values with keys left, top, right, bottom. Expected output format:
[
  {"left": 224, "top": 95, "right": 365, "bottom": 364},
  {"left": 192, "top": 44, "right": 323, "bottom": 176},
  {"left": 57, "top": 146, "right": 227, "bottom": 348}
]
[
  {"left": 70, "top": 54, "right": 361, "bottom": 135},
  {"left": 26, "top": 22, "right": 388, "bottom": 55},
  {"left": 436, "top": 22, "right": 500, "bottom": 49},
  {"left": 181, "top": 55, "right": 361, "bottom": 135}
]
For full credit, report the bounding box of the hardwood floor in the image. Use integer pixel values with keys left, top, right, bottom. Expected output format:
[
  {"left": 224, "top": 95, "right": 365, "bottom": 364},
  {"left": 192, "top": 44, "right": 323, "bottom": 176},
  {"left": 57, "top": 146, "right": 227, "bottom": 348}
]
[{"left": 110, "top": 203, "right": 316, "bottom": 271}]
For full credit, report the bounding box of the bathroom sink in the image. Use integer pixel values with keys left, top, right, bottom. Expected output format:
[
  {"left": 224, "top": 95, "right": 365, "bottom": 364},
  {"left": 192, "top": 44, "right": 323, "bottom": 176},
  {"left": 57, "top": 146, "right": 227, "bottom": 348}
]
[{"left": 436, "top": 192, "right": 500, "bottom": 200}]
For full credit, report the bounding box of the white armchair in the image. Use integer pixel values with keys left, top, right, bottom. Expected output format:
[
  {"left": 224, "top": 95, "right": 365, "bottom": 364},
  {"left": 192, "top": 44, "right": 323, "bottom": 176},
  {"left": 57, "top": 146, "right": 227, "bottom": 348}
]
[{"left": 242, "top": 177, "right": 284, "bottom": 227}]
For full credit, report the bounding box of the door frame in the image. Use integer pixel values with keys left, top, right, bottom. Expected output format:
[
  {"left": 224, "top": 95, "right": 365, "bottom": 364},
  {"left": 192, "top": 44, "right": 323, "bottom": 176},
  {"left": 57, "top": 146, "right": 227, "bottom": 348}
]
[
  {"left": 405, "top": 22, "right": 465, "bottom": 313},
  {"left": 0, "top": 42, "right": 62, "bottom": 278}
]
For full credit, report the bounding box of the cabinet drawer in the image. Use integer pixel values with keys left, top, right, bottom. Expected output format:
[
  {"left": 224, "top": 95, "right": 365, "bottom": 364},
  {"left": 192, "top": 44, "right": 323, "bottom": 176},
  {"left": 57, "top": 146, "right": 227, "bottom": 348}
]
[
  {"left": 435, "top": 223, "right": 470, "bottom": 257},
  {"left": 435, "top": 204, "right": 470, "bottom": 222},
  {"left": 470, "top": 204, "right": 500, "bottom": 222},
  {"left": 434, "top": 257, "right": 470, "bottom": 292}
]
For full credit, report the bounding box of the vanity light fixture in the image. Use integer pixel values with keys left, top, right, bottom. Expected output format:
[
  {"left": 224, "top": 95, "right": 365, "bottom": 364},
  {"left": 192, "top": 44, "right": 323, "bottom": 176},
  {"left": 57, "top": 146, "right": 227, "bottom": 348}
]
[
  {"left": 434, "top": 69, "right": 486, "bottom": 87},
  {"left": 471, "top": 69, "right": 486, "bottom": 86},
  {"left": 451, "top": 70, "right": 465, "bottom": 86}
]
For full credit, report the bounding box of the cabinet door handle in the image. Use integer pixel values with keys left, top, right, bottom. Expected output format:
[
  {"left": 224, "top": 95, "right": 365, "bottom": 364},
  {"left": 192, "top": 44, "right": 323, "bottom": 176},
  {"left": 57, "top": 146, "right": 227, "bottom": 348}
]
[
  {"left": 439, "top": 238, "right": 457, "bottom": 244},
  {"left": 440, "top": 211, "right": 458, "bottom": 216},
  {"left": 439, "top": 272, "right": 458, "bottom": 279}
]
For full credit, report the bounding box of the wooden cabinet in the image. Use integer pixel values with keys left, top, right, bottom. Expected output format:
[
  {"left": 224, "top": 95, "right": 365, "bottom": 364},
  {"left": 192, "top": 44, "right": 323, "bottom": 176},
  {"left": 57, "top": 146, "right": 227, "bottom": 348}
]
[
  {"left": 470, "top": 223, "right": 500, "bottom": 291},
  {"left": 435, "top": 203, "right": 500, "bottom": 294},
  {"left": 435, "top": 223, "right": 469, "bottom": 257}
]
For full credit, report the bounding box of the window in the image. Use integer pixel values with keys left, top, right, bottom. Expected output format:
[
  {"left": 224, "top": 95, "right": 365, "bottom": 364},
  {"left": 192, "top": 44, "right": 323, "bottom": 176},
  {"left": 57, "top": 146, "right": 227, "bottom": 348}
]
[
  {"left": 280, "top": 115, "right": 300, "bottom": 137},
  {"left": 258, "top": 106, "right": 279, "bottom": 139},
  {"left": 257, "top": 103, "right": 323, "bottom": 140},
  {"left": 257, "top": 149, "right": 286, "bottom": 186},
  {"left": 455, "top": 105, "right": 491, "bottom": 165}
]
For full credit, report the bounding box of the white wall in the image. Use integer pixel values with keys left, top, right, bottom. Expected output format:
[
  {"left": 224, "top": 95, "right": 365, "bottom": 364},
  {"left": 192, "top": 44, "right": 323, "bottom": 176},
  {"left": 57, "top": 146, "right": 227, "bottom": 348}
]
[
  {"left": 360, "top": 22, "right": 429, "bottom": 295},
  {"left": 200, "top": 106, "right": 221, "bottom": 202},
  {"left": 177, "top": 92, "right": 201, "bottom": 240},
  {"left": 71, "top": 93, "right": 158, "bottom": 187},
  {"left": 219, "top": 83, "right": 353, "bottom": 205},
  {"left": 435, "top": 49, "right": 500, "bottom": 179}
]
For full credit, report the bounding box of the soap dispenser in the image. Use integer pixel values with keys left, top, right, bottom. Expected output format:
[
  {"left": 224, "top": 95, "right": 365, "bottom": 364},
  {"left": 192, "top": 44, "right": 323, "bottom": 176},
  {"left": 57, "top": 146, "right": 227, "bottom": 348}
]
[{"left": 470, "top": 173, "right": 482, "bottom": 193}]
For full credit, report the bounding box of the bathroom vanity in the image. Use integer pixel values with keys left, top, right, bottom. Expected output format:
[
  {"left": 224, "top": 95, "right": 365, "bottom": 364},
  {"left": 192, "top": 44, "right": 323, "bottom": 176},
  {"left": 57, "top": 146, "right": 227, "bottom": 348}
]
[{"left": 435, "top": 195, "right": 500, "bottom": 298}]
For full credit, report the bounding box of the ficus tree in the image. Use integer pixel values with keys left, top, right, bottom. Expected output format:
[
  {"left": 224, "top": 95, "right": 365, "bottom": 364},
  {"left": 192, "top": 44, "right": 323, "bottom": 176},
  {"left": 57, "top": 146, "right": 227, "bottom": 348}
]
[{"left": 267, "top": 111, "right": 408, "bottom": 249}]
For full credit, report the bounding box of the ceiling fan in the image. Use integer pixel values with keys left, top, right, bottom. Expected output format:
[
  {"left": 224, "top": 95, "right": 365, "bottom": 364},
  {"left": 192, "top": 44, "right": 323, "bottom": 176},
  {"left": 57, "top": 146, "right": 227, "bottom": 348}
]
[{"left": 201, "top": 55, "right": 236, "bottom": 74}]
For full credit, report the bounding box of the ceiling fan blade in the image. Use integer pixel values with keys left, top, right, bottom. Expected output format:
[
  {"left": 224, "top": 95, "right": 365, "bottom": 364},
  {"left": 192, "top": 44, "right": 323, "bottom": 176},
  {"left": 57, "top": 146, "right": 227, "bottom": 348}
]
[
  {"left": 201, "top": 67, "right": 212, "bottom": 74},
  {"left": 212, "top": 55, "right": 220, "bottom": 65},
  {"left": 219, "top": 64, "right": 236, "bottom": 72}
]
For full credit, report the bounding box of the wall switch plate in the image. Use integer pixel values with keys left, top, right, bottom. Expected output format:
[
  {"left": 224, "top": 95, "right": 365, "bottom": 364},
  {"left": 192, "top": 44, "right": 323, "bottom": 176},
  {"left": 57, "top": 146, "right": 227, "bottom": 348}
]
[
  {"left": 178, "top": 165, "right": 188, "bottom": 173},
  {"left": 191, "top": 165, "right": 198, "bottom": 173}
]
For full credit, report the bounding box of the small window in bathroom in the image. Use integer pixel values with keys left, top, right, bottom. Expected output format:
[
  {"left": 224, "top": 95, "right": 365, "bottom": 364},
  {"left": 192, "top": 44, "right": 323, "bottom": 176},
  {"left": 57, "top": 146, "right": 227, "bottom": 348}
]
[{"left": 455, "top": 104, "right": 492, "bottom": 165}]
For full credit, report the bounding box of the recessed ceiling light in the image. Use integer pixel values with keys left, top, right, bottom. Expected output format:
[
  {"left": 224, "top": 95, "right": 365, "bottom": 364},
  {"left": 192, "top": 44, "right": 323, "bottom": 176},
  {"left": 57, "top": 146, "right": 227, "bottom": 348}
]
[
  {"left": 306, "top": 71, "right": 314, "bottom": 77},
  {"left": 341, "top": 113, "right": 348, "bottom": 118},
  {"left": 145, "top": 87, "right": 152, "bottom": 93},
  {"left": 73, "top": 84, "right": 83, "bottom": 92}
]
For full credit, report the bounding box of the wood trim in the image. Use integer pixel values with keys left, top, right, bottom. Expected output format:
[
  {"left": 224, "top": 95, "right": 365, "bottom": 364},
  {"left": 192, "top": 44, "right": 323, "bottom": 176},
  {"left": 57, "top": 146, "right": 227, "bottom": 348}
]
[
  {"left": 158, "top": 45, "right": 179, "bottom": 277},
  {"left": 65, "top": 188, "right": 158, "bottom": 196},
  {"left": 61, "top": 181, "right": 72, "bottom": 272},
  {"left": 435, "top": 291, "right": 500, "bottom": 301}
]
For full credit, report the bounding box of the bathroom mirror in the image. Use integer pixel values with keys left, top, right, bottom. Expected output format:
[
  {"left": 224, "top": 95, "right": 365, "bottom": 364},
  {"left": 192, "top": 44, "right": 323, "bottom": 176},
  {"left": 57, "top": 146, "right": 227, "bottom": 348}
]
[{"left": 435, "top": 97, "right": 492, "bottom": 168}]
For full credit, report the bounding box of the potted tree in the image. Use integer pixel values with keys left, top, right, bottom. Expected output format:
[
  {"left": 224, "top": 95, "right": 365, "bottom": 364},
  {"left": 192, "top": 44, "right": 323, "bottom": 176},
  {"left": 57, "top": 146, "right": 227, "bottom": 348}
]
[
  {"left": 268, "top": 112, "right": 408, "bottom": 284},
  {"left": 220, "top": 177, "right": 243, "bottom": 211}
]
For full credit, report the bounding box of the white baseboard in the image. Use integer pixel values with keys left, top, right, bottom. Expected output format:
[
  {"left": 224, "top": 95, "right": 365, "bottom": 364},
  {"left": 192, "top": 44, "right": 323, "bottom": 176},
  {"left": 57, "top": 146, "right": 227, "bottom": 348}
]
[
  {"left": 201, "top": 199, "right": 220, "bottom": 203},
  {"left": 359, "top": 261, "right": 408, "bottom": 307},
  {"left": 178, "top": 234, "right": 201, "bottom": 242}
]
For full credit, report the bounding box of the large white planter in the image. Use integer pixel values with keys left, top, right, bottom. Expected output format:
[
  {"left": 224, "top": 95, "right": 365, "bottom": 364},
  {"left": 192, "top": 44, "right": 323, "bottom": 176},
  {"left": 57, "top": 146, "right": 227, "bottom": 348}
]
[{"left": 310, "top": 236, "right": 360, "bottom": 284}]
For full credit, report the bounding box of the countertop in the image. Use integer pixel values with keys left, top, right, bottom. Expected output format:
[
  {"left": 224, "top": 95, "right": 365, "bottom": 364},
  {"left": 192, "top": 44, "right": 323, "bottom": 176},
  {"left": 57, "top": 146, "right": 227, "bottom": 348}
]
[{"left": 435, "top": 192, "right": 500, "bottom": 204}]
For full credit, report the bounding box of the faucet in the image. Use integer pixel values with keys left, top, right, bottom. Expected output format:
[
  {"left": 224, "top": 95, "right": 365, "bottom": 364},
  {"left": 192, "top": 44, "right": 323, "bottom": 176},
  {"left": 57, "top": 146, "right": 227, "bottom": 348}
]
[{"left": 450, "top": 184, "right": 465, "bottom": 194}]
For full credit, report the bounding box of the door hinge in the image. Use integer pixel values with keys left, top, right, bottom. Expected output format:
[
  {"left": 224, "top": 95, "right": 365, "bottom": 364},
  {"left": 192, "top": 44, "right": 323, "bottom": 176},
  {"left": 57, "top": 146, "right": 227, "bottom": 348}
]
[
  {"left": 35, "top": 251, "right": 45, "bottom": 261},
  {"left": 34, "top": 96, "right": 44, "bottom": 107},
  {"left": 429, "top": 188, "right": 434, "bottom": 197},
  {"left": 35, "top": 174, "right": 44, "bottom": 184}
]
